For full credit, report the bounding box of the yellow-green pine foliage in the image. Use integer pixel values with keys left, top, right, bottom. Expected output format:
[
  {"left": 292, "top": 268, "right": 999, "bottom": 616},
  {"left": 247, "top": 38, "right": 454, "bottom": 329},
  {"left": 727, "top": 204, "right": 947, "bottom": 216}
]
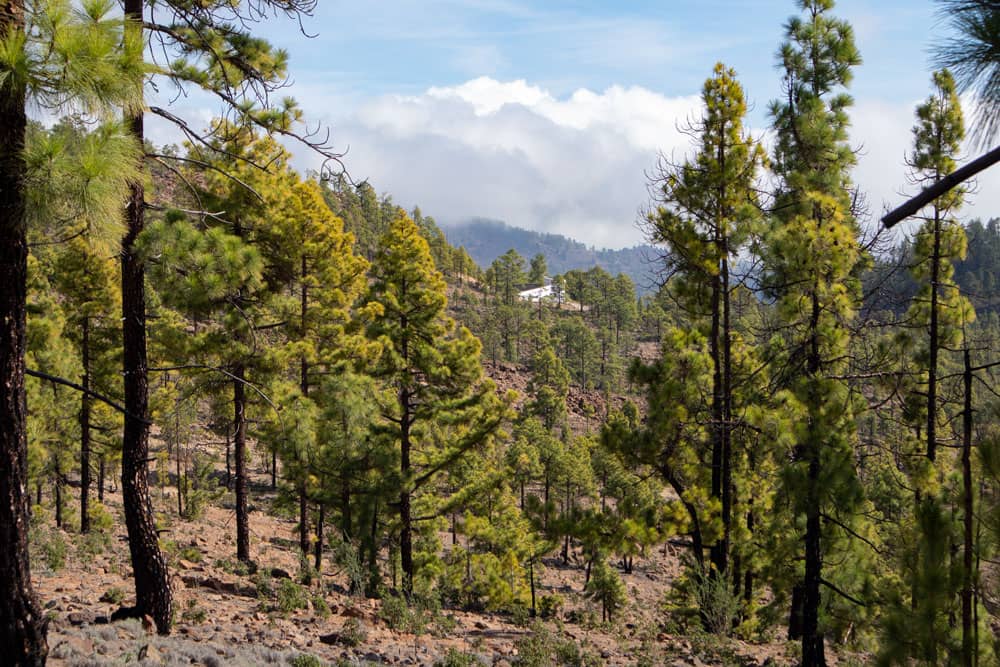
[
  {"left": 366, "top": 212, "right": 511, "bottom": 594},
  {"left": 765, "top": 0, "right": 873, "bottom": 657}
]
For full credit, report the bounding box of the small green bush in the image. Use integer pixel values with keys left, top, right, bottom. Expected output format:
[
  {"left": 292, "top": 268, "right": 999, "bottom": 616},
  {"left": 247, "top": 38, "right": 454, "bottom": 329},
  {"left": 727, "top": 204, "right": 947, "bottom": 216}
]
[
  {"left": 181, "top": 599, "right": 207, "bottom": 623},
  {"left": 379, "top": 594, "right": 410, "bottom": 631},
  {"left": 289, "top": 653, "right": 324, "bottom": 667},
  {"left": 539, "top": 593, "right": 564, "bottom": 620},
  {"left": 277, "top": 579, "right": 309, "bottom": 614},
  {"left": 433, "top": 648, "right": 482, "bottom": 667},
  {"left": 339, "top": 617, "right": 367, "bottom": 647},
  {"left": 312, "top": 594, "right": 331, "bottom": 619},
  {"left": 100, "top": 587, "right": 126, "bottom": 604},
  {"left": 42, "top": 530, "right": 67, "bottom": 571}
]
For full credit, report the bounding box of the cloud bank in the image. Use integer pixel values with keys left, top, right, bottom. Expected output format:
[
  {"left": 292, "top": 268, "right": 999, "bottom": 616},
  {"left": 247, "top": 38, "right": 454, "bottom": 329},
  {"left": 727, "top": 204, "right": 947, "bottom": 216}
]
[{"left": 154, "top": 76, "right": 1000, "bottom": 250}]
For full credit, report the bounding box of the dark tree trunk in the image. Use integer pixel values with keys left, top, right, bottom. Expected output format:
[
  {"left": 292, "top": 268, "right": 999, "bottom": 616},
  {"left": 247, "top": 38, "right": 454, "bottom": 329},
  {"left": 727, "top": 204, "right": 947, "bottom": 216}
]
[
  {"left": 299, "top": 483, "right": 309, "bottom": 556},
  {"left": 340, "top": 475, "right": 352, "bottom": 540},
  {"left": 80, "top": 317, "right": 91, "bottom": 533},
  {"left": 961, "top": 350, "right": 974, "bottom": 667},
  {"left": 0, "top": 0, "right": 48, "bottom": 658},
  {"left": 98, "top": 455, "right": 105, "bottom": 503},
  {"left": 928, "top": 209, "right": 940, "bottom": 463},
  {"left": 314, "top": 503, "right": 325, "bottom": 572},
  {"left": 176, "top": 438, "right": 183, "bottom": 517},
  {"left": 54, "top": 460, "right": 62, "bottom": 529},
  {"left": 801, "top": 292, "right": 825, "bottom": 666},
  {"left": 399, "top": 386, "right": 413, "bottom": 597},
  {"left": 233, "top": 366, "right": 250, "bottom": 562},
  {"left": 225, "top": 434, "right": 231, "bottom": 490},
  {"left": 120, "top": 4, "right": 173, "bottom": 630},
  {"left": 709, "top": 272, "right": 725, "bottom": 577},
  {"left": 270, "top": 449, "right": 276, "bottom": 490}
]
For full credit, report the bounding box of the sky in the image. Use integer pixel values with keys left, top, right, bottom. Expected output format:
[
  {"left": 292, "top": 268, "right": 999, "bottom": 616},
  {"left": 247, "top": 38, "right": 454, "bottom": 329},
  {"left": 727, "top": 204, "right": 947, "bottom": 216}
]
[{"left": 147, "top": 0, "right": 994, "bottom": 249}]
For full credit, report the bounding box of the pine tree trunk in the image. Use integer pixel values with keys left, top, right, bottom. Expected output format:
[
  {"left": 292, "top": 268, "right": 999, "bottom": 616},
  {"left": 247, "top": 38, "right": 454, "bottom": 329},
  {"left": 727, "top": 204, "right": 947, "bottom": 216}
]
[
  {"left": 98, "top": 456, "right": 105, "bottom": 503},
  {"left": 928, "top": 209, "right": 940, "bottom": 463},
  {"left": 721, "top": 245, "right": 734, "bottom": 578},
  {"left": 54, "top": 460, "right": 62, "bottom": 529},
  {"left": 233, "top": 366, "right": 250, "bottom": 562},
  {"left": 709, "top": 269, "right": 725, "bottom": 578},
  {"left": 801, "top": 292, "right": 825, "bottom": 666},
  {"left": 400, "top": 386, "right": 414, "bottom": 597},
  {"left": 314, "top": 503, "right": 324, "bottom": 572},
  {"left": 0, "top": 0, "right": 48, "bottom": 659},
  {"left": 340, "top": 475, "right": 352, "bottom": 540},
  {"left": 299, "top": 483, "right": 309, "bottom": 556},
  {"left": 80, "top": 317, "right": 91, "bottom": 533},
  {"left": 961, "top": 350, "right": 974, "bottom": 667},
  {"left": 120, "top": 1, "right": 172, "bottom": 631}
]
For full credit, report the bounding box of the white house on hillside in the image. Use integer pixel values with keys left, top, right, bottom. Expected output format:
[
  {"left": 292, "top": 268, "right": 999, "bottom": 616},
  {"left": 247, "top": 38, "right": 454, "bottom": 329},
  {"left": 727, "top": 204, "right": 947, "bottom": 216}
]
[{"left": 518, "top": 284, "right": 554, "bottom": 302}]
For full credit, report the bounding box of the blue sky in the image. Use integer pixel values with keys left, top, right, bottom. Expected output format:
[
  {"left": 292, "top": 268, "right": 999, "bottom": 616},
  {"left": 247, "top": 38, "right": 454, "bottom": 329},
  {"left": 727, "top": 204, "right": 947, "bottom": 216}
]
[{"left": 152, "top": 0, "right": 987, "bottom": 248}]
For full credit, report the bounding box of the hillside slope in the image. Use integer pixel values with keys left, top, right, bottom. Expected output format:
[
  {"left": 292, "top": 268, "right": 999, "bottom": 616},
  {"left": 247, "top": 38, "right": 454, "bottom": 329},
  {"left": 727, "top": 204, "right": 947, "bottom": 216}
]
[{"left": 442, "top": 219, "right": 660, "bottom": 294}]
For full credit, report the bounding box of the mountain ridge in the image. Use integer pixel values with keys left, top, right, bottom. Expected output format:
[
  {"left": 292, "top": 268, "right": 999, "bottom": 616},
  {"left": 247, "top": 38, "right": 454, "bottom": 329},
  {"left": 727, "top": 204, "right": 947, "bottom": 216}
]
[{"left": 442, "top": 218, "right": 660, "bottom": 294}]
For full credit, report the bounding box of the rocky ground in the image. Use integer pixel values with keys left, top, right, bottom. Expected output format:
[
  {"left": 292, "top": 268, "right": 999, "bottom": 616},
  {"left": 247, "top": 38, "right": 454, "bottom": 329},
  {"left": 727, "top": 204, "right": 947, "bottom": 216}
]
[{"left": 32, "top": 476, "right": 805, "bottom": 667}]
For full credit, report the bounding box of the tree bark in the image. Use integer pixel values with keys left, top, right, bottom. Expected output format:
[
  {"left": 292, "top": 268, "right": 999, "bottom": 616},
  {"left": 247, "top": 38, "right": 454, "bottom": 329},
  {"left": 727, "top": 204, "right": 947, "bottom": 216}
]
[
  {"left": 121, "top": 125, "right": 173, "bottom": 631},
  {"left": 314, "top": 503, "right": 324, "bottom": 572},
  {"left": 961, "top": 349, "right": 974, "bottom": 667},
  {"left": 233, "top": 365, "right": 250, "bottom": 562},
  {"left": 120, "top": 0, "right": 172, "bottom": 634},
  {"left": 801, "top": 291, "right": 826, "bottom": 666},
  {"left": 80, "top": 317, "right": 91, "bottom": 533},
  {"left": 0, "top": 0, "right": 49, "bottom": 658},
  {"left": 399, "top": 384, "right": 414, "bottom": 597}
]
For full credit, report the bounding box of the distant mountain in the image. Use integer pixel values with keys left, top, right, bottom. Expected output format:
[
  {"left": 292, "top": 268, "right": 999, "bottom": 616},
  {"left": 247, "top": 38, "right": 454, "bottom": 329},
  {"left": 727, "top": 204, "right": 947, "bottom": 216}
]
[{"left": 442, "top": 218, "right": 660, "bottom": 294}]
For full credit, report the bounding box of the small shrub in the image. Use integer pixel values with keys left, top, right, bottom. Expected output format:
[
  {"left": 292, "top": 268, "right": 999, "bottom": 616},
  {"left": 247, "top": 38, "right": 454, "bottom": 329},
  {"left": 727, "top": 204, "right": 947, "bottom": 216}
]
[
  {"left": 584, "top": 559, "right": 627, "bottom": 623},
  {"left": 86, "top": 502, "right": 114, "bottom": 532},
  {"left": 75, "top": 529, "right": 111, "bottom": 559},
  {"left": 513, "top": 622, "right": 554, "bottom": 667},
  {"left": 693, "top": 569, "right": 740, "bottom": 636},
  {"left": 180, "top": 453, "right": 224, "bottom": 520},
  {"left": 215, "top": 557, "right": 252, "bottom": 576},
  {"left": 178, "top": 544, "right": 203, "bottom": 564},
  {"left": 297, "top": 555, "right": 318, "bottom": 586},
  {"left": 181, "top": 598, "right": 207, "bottom": 623},
  {"left": 100, "top": 587, "right": 126, "bottom": 604},
  {"left": 252, "top": 569, "right": 273, "bottom": 599},
  {"left": 277, "top": 579, "right": 309, "bottom": 614},
  {"left": 510, "top": 603, "right": 532, "bottom": 627},
  {"left": 329, "top": 535, "right": 365, "bottom": 596},
  {"left": 539, "top": 594, "right": 564, "bottom": 620},
  {"left": 379, "top": 594, "right": 410, "bottom": 631},
  {"left": 42, "top": 530, "right": 67, "bottom": 571},
  {"left": 432, "top": 613, "right": 458, "bottom": 637},
  {"left": 312, "top": 594, "right": 331, "bottom": 619},
  {"left": 433, "top": 648, "right": 482, "bottom": 667},
  {"left": 289, "top": 653, "right": 323, "bottom": 667},
  {"left": 339, "top": 617, "right": 367, "bottom": 647}
]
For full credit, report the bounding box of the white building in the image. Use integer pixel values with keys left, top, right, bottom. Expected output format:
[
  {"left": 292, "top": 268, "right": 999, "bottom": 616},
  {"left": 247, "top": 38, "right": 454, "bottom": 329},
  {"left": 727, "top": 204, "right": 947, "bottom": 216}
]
[{"left": 518, "top": 284, "right": 554, "bottom": 302}]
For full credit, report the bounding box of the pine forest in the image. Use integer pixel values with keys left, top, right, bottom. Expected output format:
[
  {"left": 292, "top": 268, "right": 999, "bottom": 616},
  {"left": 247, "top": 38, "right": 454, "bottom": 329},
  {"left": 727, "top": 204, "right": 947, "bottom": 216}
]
[{"left": 5, "top": 0, "right": 1000, "bottom": 665}]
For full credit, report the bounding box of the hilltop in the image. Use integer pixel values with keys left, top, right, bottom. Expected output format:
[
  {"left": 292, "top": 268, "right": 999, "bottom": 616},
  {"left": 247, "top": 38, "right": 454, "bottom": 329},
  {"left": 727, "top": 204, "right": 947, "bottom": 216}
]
[{"left": 442, "top": 219, "right": 660, "bottom": 295}]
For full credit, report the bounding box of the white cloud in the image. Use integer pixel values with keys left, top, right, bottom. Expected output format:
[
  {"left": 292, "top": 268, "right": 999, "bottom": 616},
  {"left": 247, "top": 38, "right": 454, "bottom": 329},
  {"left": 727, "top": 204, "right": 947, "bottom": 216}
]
[
  {"left": 849, "top": 97, "right": 1000, "bottom": 241},
  {"left": 314, "top": 77, "right": 703, "bottom": 248},
  {"left": 148, "top": 76, "right": 1000, "bottom": 251}
]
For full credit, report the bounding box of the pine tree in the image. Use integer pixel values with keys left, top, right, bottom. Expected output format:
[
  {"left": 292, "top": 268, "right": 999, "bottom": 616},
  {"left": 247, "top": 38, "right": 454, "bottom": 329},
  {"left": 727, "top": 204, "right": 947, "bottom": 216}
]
[
  {"left": 765, "top": 2, "right": 863, "bottom": 662},
  {"left": 118, "top": 0, "right": 334, "bottom": 632},
  {"left": 648, "top": 62, "right": 765, "bottom": 597},
  {"left": 263, "top": 177, "right": 372, "bottom": 557},
  {"left": 882, "top": 68, "right": 976, "bottom": 666},
  {"left": 0, "top": 4, "right": 143, "bottom": 654},
  {"left": 53, "top": 237, "right": 120, "bottom": 534},
  {"left": 366, "top": 212, "right": 508, "bottom": 596}
]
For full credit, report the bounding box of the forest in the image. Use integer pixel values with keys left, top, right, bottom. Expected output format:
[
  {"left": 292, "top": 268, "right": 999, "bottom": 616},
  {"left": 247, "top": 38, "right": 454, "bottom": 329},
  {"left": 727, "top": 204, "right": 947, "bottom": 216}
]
[{"left": 4, "top": 0, "right": 1000, "bottom": 666}]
